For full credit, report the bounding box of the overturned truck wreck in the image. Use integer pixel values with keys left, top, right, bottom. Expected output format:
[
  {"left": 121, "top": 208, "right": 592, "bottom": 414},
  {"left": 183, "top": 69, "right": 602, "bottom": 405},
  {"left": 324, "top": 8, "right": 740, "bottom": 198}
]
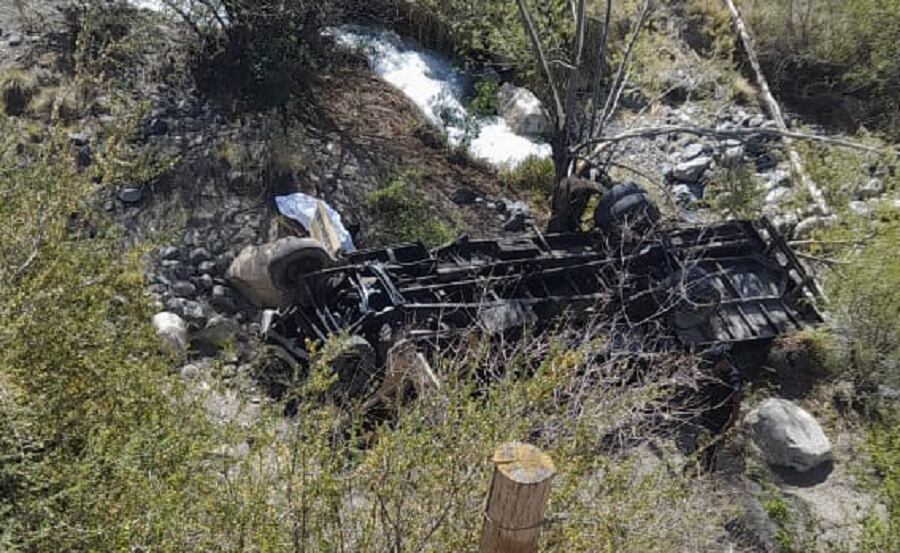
[{"left": 261, "top": 184, "right": 823, "bottom": 399}]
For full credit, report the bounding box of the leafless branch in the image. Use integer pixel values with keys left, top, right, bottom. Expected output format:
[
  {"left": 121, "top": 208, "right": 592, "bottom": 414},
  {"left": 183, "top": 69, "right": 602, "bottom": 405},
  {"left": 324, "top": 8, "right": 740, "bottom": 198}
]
[
  {"left": 596, "top": 0, "right": 651, "bottom": 137},
  {"left": 588, "top": 0, "right": 614, "bottom": 138},
  {"left": 564, "top": 0, "right": 589, "bottom": 144},
  {"left": 574, "top": 125, "right": 886, "bottom": 155},
  {"left": 516, "top": 0, "right": 565, "bottom": 127}
]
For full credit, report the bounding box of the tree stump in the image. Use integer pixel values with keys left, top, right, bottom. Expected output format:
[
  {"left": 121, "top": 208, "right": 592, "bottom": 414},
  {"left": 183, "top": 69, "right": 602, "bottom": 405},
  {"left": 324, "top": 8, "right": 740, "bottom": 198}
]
[{"left": 479, "top": 442, "right": 556, "bottom": 553}]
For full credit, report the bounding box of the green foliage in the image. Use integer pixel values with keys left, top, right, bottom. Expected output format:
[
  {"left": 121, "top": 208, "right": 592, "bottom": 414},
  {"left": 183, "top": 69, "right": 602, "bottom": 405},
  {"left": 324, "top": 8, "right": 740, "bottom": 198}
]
[
  {"left": 861, "top": 415, "right": 900, "bottom": 552},
  {"left": 0, "top": 68, "right": 36, "bottom": 116},
  {"left": 190, "top": 0, "right": 340, "bottom": 109},
  {"left": 704, "top": 164, "right": 764, "bottom": 219},
  {"left": 501, "top": 154, "right": 556, "bottom": 209},
  {"left": 73, "top": 1, "right": 160, "bottom": 88},
  {"left": 822, "top": 216, "right": 900, "bottom": 388},
  {"left": 762, "top": 495, "right": 798, "bottom": 552},
  {"left": 468, "top": 79, "right": 499, "bottom": 118},
  {"left": 366, "top": 171, "right": 456, "bottom": 247},
  {"left": 740, "top": 0, "right": 900, "bottom": 136}
]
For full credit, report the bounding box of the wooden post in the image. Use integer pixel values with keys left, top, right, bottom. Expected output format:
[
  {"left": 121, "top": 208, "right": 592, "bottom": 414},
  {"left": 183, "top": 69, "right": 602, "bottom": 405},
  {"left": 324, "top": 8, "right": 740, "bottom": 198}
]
[
  {"left": 722, "top": 0, "right": 831, "bottom": 216},
  {"left": 479, "top": 442, "right": 556, "bottom": 553}
]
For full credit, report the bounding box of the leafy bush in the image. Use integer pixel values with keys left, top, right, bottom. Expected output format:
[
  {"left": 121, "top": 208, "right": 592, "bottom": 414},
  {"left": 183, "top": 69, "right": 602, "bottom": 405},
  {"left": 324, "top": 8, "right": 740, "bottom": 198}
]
[
  {"left": 703, "top": 164, "right": 763, "bottom": 219},
  {"left": 184, "top": 0, "right": 340, "bottom": 109},
  {"left": 366, "top": 171, "right": 457, "bottom": 247},
  {"left": 468, "top": 79, "right": 499, "bottom": 117},
  {"left": 501, "top": 154, "right": 556, "bottom": 208}
]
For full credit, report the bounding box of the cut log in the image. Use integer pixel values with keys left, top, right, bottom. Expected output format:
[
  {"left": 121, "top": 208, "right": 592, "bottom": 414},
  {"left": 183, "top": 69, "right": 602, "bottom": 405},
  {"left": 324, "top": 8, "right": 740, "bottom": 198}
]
[
  {"left": 479, "top": 442, "right": 556, "bottom": 553},
  {"left": 722, "top": 0, "right": 830, "bottom": 216}
]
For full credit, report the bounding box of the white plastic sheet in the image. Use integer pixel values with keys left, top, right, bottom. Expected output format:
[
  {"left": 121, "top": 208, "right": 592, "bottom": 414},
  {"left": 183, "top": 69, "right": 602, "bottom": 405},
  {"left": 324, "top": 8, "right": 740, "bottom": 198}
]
[{"left": 275, "top": 193, "right": 356, "bottom": 253}]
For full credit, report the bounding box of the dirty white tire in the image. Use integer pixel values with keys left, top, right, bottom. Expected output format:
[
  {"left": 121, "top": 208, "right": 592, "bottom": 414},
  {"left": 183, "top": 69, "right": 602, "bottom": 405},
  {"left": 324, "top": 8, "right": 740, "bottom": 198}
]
[
  {"left": 268, "top": 238, "right": 335, "bottom": 298},
  {"left": 227, "top": 237, "right": 334, "bottom": 308}
]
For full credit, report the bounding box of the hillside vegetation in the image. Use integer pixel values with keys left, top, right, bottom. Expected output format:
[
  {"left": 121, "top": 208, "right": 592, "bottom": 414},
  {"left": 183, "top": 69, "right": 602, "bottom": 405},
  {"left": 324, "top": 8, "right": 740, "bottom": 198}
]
[{"left": 1, "top": 0, "right": 898, "bottom": 551}]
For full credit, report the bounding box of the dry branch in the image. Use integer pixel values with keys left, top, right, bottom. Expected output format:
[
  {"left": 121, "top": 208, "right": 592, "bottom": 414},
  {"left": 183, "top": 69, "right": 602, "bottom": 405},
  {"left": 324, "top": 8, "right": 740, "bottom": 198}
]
[
  {"left": 722, "top": 0, "right": 830, "bottom": 215},
  {"left": 516, "top": 0, "right": 565, "bottom": 127},
  {"left": 575, "top": 125, "right": 885, "bottom": 154}
]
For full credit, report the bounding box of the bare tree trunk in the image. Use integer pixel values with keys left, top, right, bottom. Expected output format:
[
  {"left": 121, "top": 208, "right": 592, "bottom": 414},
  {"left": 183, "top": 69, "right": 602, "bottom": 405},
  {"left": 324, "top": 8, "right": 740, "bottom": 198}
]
[{"left": 722, "top": 0, "right": 830, "bottom": 216}]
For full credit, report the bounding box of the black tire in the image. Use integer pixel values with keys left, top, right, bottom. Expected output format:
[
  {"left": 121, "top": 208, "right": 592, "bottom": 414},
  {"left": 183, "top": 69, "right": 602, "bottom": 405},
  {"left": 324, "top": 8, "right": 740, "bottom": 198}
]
[
  {"left": 594, "top": 183, "right": 660, "bottom": 233},
  {"left": 331, "top": 335, "right": 378, "bottom": 398},
  {"left": 594, "top": 182, "right": 643, "bottom": 223},
  {"left": 269, "top": 238, "right": 335, "bottom": 298},
  {"left": 666, "top": 267, "right": 722, "bottom": 331}
]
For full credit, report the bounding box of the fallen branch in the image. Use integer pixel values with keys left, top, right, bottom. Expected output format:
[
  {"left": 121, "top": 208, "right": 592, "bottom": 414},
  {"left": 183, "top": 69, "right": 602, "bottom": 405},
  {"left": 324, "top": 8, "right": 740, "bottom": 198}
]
[
  {"left": 722, "top": 0, "right": 830, "bottom": 215},
  {"left": 574, "top": 125, "right": 885, "bottom": 154}
]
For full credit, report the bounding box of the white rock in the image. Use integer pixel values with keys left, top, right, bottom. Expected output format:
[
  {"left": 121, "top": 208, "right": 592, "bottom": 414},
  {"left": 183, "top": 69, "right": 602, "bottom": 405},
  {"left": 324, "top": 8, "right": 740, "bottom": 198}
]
[
  {"left": 152, "top": 312, "right": 187, "bottom": 354},
  {"left": 496, "top": 83, "right": 551, "bottom": 137},
  {"left": 745, "top": 398, "right": 832, "bottom": 472}
]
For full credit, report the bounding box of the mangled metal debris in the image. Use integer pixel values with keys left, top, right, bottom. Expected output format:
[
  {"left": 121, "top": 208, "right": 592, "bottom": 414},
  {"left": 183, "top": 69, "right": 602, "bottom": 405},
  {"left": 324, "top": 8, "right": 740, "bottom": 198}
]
[{"left": 259, "top": 183, "right": 823, "bottom": 399}]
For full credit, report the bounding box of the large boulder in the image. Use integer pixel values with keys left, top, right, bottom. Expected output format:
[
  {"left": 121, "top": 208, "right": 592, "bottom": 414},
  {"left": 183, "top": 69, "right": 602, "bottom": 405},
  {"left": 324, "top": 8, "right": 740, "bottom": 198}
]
[
  {"left": 745, "top": 398, "right": 832, "bottom": 472},
  {"left": 226, "top": 237, "right": 329, "bottom": 308},
  {"left": 496, "top": 83, "right": 551, "bottom": 137}
]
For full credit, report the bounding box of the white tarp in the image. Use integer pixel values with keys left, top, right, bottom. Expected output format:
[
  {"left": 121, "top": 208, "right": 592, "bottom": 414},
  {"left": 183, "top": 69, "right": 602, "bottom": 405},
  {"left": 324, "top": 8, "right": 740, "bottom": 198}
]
[{"left": 274, "top": 193, "right": 355, "bottom": 253}]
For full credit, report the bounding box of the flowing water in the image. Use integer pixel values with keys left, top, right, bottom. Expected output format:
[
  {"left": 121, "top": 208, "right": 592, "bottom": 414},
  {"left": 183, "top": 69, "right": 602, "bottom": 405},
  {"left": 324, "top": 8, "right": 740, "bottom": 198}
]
[
  {"left": 327, "top": 25, "right": 551, "bottom": 167},
  {"left": 125, "top": 7, "right": 551, "bottom": 167}
]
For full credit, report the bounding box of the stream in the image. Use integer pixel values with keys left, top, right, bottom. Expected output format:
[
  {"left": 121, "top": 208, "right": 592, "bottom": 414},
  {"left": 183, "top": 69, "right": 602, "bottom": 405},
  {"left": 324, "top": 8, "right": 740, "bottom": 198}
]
[
  {"left": 326, "top": 25, "right": 551, "bottom": 167},
  {"left": 128, "top": 2, "right": 551, "bottom": 167}
]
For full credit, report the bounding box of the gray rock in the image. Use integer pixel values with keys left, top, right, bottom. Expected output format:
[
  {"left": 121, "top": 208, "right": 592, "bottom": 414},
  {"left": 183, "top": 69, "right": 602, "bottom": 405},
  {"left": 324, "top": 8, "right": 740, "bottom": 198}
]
[
  {"left": 721, "top": 146, "right": 744, "bottom": 165},
  {"left": 159, "top": 246, "right": 180, "bottom": 260},
  {"left": 763, "top": 169, "right": 791, "bottom": 191},
  {"left": 172, "top": 281, "right": 197, "bottom": 298},
  {"left": 848, "top": 201, "right": 871, "bottom": 217},
  {"left": 197, "top": 273, "right": 214, "bottom": 291},
  {"left": 165, "top": 297, "right": 205, "bottom": 323},
  {"left": 680, "top": 143, "right": 706, "bottom": 161},
  {"left": 772, "top": 212, "right": 799, "bottom": 235},
  {"left": 745, "top": 398, "right": 832, "bottom": 472},
  {"left": 670, "top": 156, "right": 713, "bottom": 183},
  {"left": 854, "top": 178, "right": 884, "bottom": 200},
  {"left": 189, "top": 247, "right": 213, "bottom": 264},
  {"left": 672, "top": 183, "right": 702, "bottom": 204},
  {"left": 496, "top": 83, "right": 551, "bottom": 137},
  {"left": 7, "top": 33, "right": 23, "bottom": 47},
  {"left": 67, "top": 132, "right": 90, "bottom": 147},
  {"left": 179, "top": 363, "right": 202, "bottom": 380},
  {"left": 117, "top": 187, "right": 143, "bottom": 204},
  {"left": 152, "top": 312, "right": 187, "bottom": 354}
]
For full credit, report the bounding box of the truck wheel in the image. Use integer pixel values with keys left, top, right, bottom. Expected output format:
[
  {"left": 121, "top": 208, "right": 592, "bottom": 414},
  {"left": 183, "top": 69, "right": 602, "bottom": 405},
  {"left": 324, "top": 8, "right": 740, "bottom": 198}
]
[
  {"left": 594, "top": 183, "right": 660, "bottom": 234},
  {"left": 268, "top": 238, "right": 335, "bottom": 302},
  {"left": 332, "top": 335, "right": 378, "bottom": 398}
]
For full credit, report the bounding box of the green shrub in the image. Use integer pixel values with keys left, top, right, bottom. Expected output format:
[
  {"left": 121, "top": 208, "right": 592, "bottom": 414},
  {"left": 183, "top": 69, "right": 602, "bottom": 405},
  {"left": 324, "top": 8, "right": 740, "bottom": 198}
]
[
  {"left": 703, "top": 164, "right": 763, "bottom": 219},
  {"left": 366, "top": 171, "right": 456, "bottom": 247},
  {"left": 501, "top": 154, "right": 556, "bottom": 209},
  {"left": 468, "top": 79, "right": 499, "bottom": 118},
  {"left": 189, "top": 0, "right": 340, "bottom": 109},
  {"left": 0, "top": 69, "right": 37, "bottom": 116}
]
